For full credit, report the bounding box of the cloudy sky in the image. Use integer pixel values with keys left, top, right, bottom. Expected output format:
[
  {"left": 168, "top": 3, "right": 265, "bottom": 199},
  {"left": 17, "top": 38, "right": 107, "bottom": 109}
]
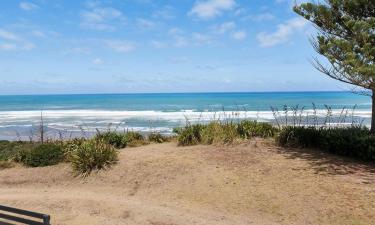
[{"left": 0, "top": 0, "right": 346, "bottom": 95}]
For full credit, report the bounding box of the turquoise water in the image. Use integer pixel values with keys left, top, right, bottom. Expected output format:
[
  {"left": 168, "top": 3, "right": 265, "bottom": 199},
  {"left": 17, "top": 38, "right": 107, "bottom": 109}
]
[{"left": 0, "top": 92, "right": 371, "bottom": 140}]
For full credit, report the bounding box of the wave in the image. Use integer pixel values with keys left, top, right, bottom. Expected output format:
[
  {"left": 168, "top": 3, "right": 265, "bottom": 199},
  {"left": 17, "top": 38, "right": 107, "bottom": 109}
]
[{"left": 0, "top": 109, "right": 372, "bottom": 122}]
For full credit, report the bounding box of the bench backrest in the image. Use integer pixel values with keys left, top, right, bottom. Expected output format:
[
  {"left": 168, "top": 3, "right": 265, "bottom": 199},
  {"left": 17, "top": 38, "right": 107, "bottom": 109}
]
[{"left": 0, "top": 205, "right": 50, "bottom": 225}]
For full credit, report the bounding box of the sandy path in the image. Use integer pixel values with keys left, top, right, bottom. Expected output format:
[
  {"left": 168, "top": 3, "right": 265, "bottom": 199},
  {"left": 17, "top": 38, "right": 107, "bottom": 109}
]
[{"left": 0, "top": 140, "right": 375, "bottom": 225}]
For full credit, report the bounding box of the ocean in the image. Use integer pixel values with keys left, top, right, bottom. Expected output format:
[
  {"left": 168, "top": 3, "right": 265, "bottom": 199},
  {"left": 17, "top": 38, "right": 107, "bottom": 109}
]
[{"left": 0, "top": 92, "right": 371, "bottom": 140}]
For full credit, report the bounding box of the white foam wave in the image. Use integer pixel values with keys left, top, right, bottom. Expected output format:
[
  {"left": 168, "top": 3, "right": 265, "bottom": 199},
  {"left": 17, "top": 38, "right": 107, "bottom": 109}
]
[{"left": 0, "top": 109, "right": 371, "bottom": 123}]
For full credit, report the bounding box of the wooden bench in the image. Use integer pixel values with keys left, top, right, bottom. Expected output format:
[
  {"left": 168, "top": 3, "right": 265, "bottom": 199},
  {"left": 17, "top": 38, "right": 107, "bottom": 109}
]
[{"left": 0, "top": 205, "right": 50, "bottom": 225}]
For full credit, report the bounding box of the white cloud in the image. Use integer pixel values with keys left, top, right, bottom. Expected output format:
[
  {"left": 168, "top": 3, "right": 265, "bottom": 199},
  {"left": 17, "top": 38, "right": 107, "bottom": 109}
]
[
  {"left": 150, "top": 40, "right": 167, "bottom": 49},
  {"left": 153, "top": 5, "right": 175, "bottom": 20},
  {"left": 244, "top": 13, "right": 275, "bottom": 22},
  {"left": 192, "top": 32, "right": 211, "bottom": 44},
  {"left": 136, "top": 18, "right": 155, "bottom": 29},
  {"left": 0, "top": 44, "right": 17, "bottom": 50},
  {"left": 257, "top": 18, "right": 308, "bottom": 47},
  {"left": 0, "top": 29, "right": 35, "bottom": 51},
  {"left": 0, "top": 29, "right": 22, "bottom": 41},
  {"left": 214, "top": 21, "right": 236, "bottom": 34},
  {"left": 105, "top": 40, "right": 135, "bottom": 53},
  {"left": 19, "top": 2, "right": 39, "bottom": 11},
  {"left": 173, "top": 36, "right": 189, "bottom": 47},
  {"left": 168, "top": 27, "right": 183, "bottom": 36},
  {"left": 92, "top": 58, "right": 103, "bottom": 65},
  {"left": 189, "top": 0, "right": 236, "bottom": 19},
  {"left": 80, "top": 7, "right": 124, "bottom": 31},
  {"left": 232, "top": 30, "right": 246, "bottom": 40},
  {"left": 31, "top": 30, "right": 46, "bottom": 38}
]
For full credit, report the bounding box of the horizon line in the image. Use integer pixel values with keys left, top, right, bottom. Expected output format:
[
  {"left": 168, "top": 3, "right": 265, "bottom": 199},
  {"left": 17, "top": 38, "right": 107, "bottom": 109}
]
[{"left": 0, "top": 90, "right": 366, "bottom": 97}]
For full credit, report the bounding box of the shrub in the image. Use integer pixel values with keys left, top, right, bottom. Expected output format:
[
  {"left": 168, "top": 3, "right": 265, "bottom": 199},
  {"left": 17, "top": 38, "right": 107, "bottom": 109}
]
[
  {"left": 201, "top": 122, "right": 238, "bottom": 144},
  {"left": 277, "top": 126, "right": 375, "bottom": 161},
  {"left": 70, "top": 139, "right": 118, "bottom": 177},
  {"left": 176, "top": 120, "right": 277, "bottom": 146},
  {"left": 123, "top": 131, "right": 146, "bottom": 147},
  {"left": 277, "top": 126, "right": 321, "bottom": 148},
  {"left": 148, "top": 132, "right": 169, "bottom": 143},
  {"left": 0, "top": 141, "right": 37, "bottom": 161},
  {"left": 17, "top": 144, "right": 64, "bottom": 167},
  {"left": 96, "top": 131, "right": 146, "bottom": 148},
  {"left": 62, "top": 138, "right": 87, "bottom": 161},
  {"left": 177, "top": 124, "right": 205, "bottom": 146},
  {"left": 237, "top": 121, "right": 276, "bottom": 139},
  {"left": 95, "top": 132, "right": 127, "bottom": 149}
]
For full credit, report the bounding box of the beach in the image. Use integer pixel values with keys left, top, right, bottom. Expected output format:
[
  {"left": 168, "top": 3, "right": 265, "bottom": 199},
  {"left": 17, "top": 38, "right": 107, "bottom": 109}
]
[{"left": 1, "top": 140, "right": 374, "bottom": 225}]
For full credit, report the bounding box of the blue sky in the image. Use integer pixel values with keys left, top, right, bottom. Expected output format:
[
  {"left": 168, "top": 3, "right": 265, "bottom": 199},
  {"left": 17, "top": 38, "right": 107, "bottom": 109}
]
[{"left": 0, "top": 0, "right": 347, "bottom": 95}]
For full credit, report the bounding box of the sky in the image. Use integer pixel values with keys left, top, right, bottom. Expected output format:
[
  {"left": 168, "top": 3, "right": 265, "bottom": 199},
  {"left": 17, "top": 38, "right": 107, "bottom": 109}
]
[{"left": 0, "top": 0, "right": 350, "bottom": 95}]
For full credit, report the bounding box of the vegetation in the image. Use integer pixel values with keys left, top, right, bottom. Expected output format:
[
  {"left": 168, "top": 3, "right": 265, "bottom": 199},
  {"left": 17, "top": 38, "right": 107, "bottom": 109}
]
[
  {"left": 0, "top": 161, "right": 15, "bottom": 170},
  {"left": 277, "top": 126, "right": 375, "bottom": 161},
  {"left": 0, "top": 141, "right": 37, "bottom": 161},
  {"left": 123, "top": 131, "right": 146, "bottom": 147},
  {"left": 16, "top": 144, "right": 64, "bottom": 167},
  {"left": 237, "top": 120, "right": 277, "bottom": 139},
  {"left": 95, "top": 131, "right": 128, "bottom": 149},
  {"left": 148, "top": 132, "right": 170, "bottom": 143},
  {"left": 95, "top": 131, "right": 148, "bottom": 148},
  {"left": 294, "top": 0, "right": 375, "bottom": 132},
  {"left": 70, "top": 139, "right": 119, "bottom": 177},
  {"left": 176, "top": 120, "right": 276, "bottom": 146}
]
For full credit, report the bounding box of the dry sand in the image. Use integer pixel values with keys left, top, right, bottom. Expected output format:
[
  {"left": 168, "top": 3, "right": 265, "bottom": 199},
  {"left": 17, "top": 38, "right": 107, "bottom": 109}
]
[{"left": 0, "top": 140, "right": 375, "bottom": 225}]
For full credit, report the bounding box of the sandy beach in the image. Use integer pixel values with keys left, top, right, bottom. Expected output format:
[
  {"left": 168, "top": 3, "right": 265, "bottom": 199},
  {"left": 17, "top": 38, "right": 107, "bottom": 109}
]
[{"left": 0, "top": 140, "right": 374, "bottom": 225}]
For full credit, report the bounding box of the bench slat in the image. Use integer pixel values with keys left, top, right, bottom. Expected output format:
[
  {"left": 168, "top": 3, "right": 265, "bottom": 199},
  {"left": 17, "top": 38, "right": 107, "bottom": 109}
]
[
  {"left": 0, "top": 212, "right": 44, "bottom": 225},
  {"left": 0, "top": 205, "right": 46, "bottom": 219}
]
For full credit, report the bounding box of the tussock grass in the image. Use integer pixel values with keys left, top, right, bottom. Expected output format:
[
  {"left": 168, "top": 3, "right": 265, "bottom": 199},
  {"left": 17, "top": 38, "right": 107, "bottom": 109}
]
[
  {"left": 70, "top": 139, "right": 119, "bottom": 177},
  {"left": 176, "top": 120, "right": 277, "bottom": 146}
]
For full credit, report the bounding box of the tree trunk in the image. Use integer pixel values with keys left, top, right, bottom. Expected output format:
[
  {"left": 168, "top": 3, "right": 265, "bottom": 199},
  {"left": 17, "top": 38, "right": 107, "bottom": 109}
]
[{"left": 371, "top": 89, "right": 375, "bottom": 134}]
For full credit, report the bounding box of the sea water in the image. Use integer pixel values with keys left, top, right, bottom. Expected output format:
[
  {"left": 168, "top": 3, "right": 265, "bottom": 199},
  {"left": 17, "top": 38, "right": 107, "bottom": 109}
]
[{"left": 0, "top": 92, "right": 371, "bottom": 140}]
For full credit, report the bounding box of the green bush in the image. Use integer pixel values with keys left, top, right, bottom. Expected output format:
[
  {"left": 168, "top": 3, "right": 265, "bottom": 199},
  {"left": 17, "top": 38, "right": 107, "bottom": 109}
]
[
  {"left": 176, "top": 120, "right": 278, "bottom": 146},
  {"left": 148, "top": 132, "right": 169, "bottom": 143},
  {"left": 70, "top": 139, "right": 119, "bottom": 177},
  {"left": 62, "top": 138, "right": 87, "bottom": 161},
  {"left": 17, "top": 144, "right": 64, "bottom": 167},
  {"left": 237, "top": 121, "right": 276, "bottom": 139},
  {"left": 277, "top": 126, "right": 321, "bottom": 148},
  {"left": 123, "top": 131, "right": 146, "bottom": 147},
  {"left": 95, "top": 131, "right": 146, "bottom": 148},
  {"left": 95, "top": 132, "right": 127, "bottom": 149},
  {"left": 277, "top": 126, "right": 375, "bottom": 161},
  {"left": 0, "top": 141, "right": 37, "bottom": 161},
  {"left": 201, "top": 122, "right": 238, "bottom": 144},
  {"left": 177, "top": 124, "right": 205, "bottom": 146}
]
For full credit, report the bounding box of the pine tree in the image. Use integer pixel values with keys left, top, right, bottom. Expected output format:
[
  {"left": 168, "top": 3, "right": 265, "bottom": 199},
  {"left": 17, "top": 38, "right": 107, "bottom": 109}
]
[{"left": 294, "top": 0, "right": 375, "bottom": 132}]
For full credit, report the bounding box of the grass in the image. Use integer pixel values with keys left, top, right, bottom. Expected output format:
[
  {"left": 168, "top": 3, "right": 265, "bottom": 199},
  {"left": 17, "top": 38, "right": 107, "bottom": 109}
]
[
  {"left": 175, "top": 120, "right": 277, "bottom": 146},
  {"left": 148, "top": 132, "right": 171, "bottom": 143},
  {"left": 95, "top": 131, "right": 151, "bottom": 148},
  {"left": 70, "top": 139, "right": 119, "bottom": 177},
  {"left": 0, "top": 161, "right": 15, "bottom": 170}
]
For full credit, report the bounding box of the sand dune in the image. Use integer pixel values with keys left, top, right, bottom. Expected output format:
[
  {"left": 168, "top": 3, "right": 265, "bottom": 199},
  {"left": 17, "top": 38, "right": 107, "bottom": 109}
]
[{"left": 1, "top": 140, "right": 375, "bottom": 225}]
